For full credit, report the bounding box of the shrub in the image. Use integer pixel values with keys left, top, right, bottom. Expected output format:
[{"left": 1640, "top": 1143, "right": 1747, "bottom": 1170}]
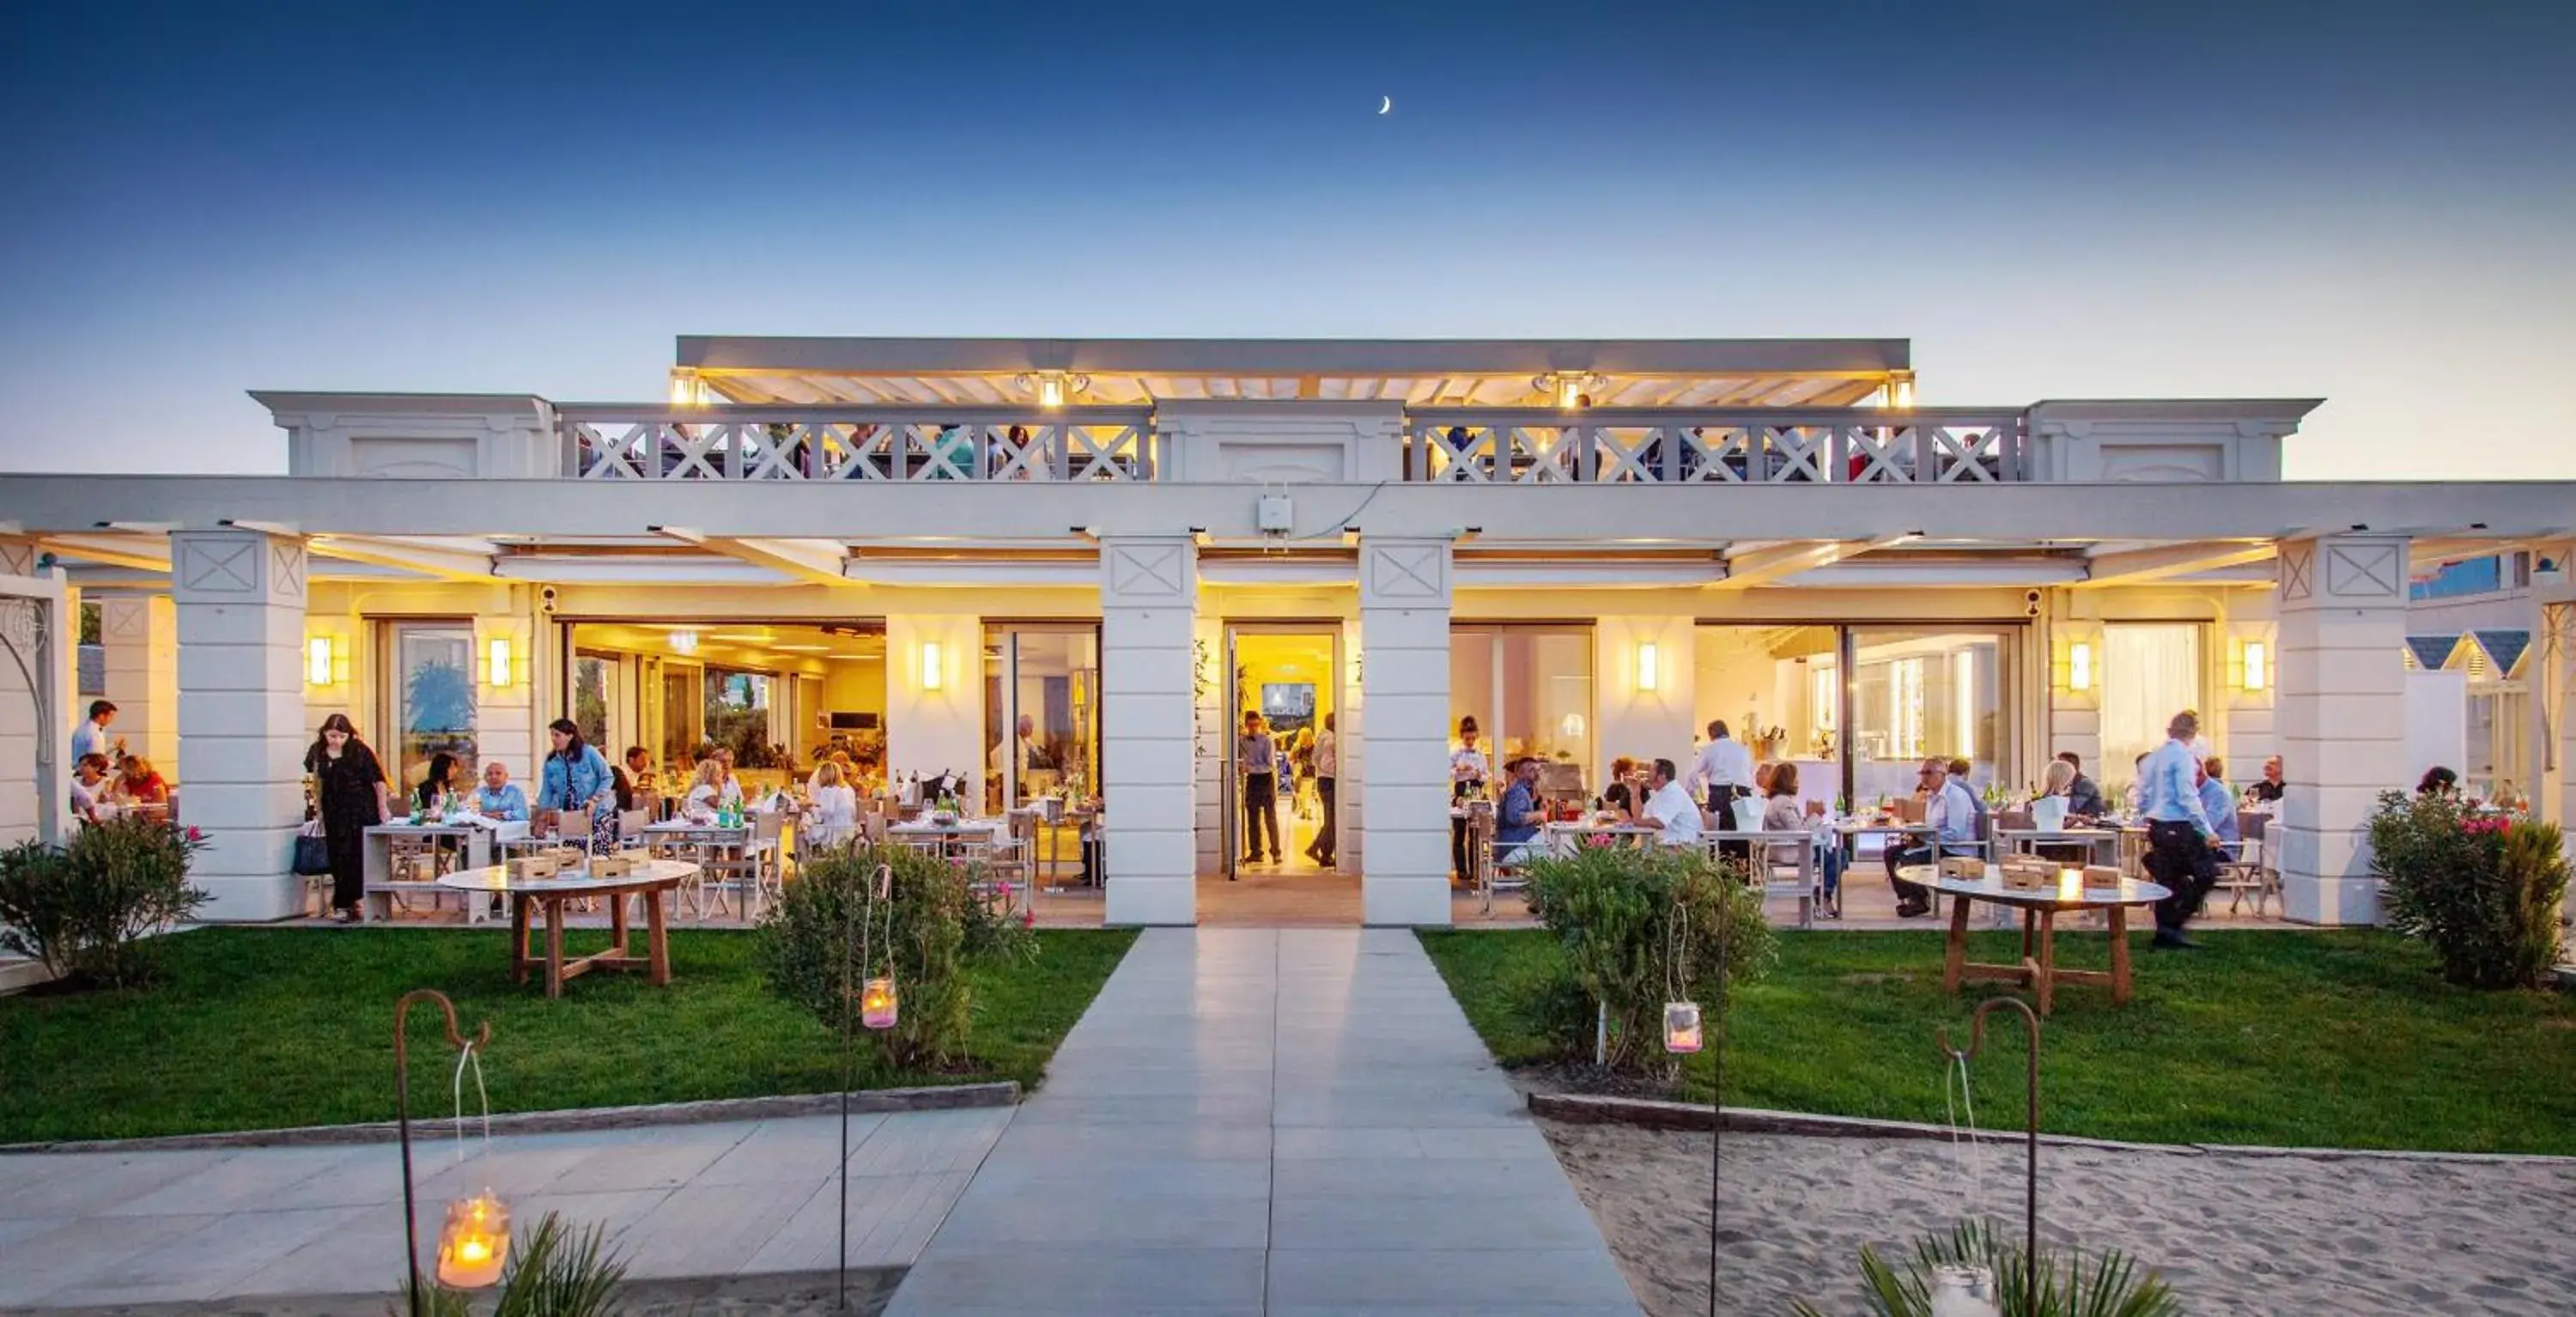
[
  {"left": 1523, "top": 841, "right": 1775, "bottom": 1074},
  {"left": 756, "top": 842, "right": 1033, "bottom": 1071},
  {"left": 2370, "top": 792, "right": 2568, "bottom": 989},
  {"left": 1790, "top": 1217, "right": 2183, "bottom": 1317},
  {"left": 0, "top": 816, "right": 210, "bottom": 989}
]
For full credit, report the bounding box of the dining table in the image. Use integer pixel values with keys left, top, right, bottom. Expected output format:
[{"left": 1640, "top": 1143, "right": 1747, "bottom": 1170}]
[
  {"left": 1994, "top": 827, "right": 2123, "bottom": 867},
  {"left": 435, "top": 858, "right": 698, "bottom": 998},
  {"left": 1896, "top": 863, "right": 2172, "bottom": 1015}
]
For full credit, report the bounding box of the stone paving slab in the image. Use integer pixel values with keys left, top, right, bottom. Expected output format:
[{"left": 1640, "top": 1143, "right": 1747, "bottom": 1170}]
[
  {"left": 0, "top": 1107, "right": 1005, "bottom": 1309},
  {"left": 881, "top": 927, "right": 1642, "bottom": 1316}
]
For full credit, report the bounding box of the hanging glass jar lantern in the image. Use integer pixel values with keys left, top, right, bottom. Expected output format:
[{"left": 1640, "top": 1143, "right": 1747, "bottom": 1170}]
[
  {"left": 1929, "top": 1263, "right": 2000, "bottom": 1317},
  {"left": 434, "top": 1187, "right": 510, "bottom": 1289},
  {"left": 1662, "top": 1000, "right": 1703, "bottom": 1053},
  {"left": 861, "top": 976, "right": 899, "bottom": 1030}
]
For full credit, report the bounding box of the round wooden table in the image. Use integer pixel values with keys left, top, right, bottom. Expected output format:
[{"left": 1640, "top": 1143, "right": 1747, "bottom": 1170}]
[
  {"left": 436, "top": 859, "right": 697, "bottom": 998},
  {"left": 1896, "top": 864, "right": 2171, "bottom": 1016}
]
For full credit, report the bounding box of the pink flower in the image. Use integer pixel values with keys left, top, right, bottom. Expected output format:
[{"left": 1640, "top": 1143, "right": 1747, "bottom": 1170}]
[{"left": 185, "top": 826, "right": 204, "bottom": 842}]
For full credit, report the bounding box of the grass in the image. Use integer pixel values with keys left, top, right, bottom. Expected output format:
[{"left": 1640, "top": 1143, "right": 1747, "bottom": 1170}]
[
  {"left": 0, "top": 926, "right": 1136, "bottom": 1144},
  {"left": 1419, "top": 926, "right": 2576, "bottom": 1156}
]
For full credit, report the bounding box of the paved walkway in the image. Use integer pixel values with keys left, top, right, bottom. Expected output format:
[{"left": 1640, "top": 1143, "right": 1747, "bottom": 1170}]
[
  {"left": 0, "top": 1108, "right": 1010, "bottom": 1309},
  {"left": 884, "top": 927, "right": 1640, "bottom": 1315}
]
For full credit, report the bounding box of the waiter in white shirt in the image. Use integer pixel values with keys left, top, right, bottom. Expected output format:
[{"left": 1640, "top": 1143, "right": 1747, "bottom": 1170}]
[
  {"left": 1449, "top": 716, "right": 1492, "bottom": 883},
  {"left": 1687, "top": 719, "right": 1757, "bottom": 859}
]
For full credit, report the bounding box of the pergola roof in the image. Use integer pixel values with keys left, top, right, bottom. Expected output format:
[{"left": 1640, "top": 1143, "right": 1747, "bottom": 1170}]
[{"left": 674, "top": 337, "right": 1911, "bottom": 409}]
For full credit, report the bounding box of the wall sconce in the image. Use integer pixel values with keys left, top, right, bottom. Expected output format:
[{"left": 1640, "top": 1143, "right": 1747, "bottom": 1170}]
[
  {"left": 2234, "top": 639, "right": 2269, "bottom": 692},
  {"left": 1014, "top": 371, "right": 1091, "bottom": 409},
  {"left": 306, "top": 635, "right": 337, "bottom": 687},
  {"left": 1636, "top": 640, "right": 1660, "bottom": 692},
  {"left": 2067, "top": 641, "right": 2093, "bottom": 693},
  {"left": 920, "top": 640, "right": 945, "bottom": 691},
  {"left": 486, "top": 637, "right": 514, "bottom": 688}
]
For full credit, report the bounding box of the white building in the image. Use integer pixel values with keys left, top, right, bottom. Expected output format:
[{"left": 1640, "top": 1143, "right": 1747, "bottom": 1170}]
[{"left": 3, "top": 336, "right": 2571, "bottom": 927}]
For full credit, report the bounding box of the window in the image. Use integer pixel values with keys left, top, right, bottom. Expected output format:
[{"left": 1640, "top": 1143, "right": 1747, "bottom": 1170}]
[
  {"left": 2100, "top": 623, "right": 2203, "bottom": 779},
  {"left": 703, "top": 666, "right": 780, "bottom": 767},
  {"left": 387, "top": 622, "right": 477, "bottom": 791},
  {"left": 1847, "top": 628, "right": 2009, "bottom": 805},
  {"left": 572, "top": 653, "right": 615, "bottom": 750}
]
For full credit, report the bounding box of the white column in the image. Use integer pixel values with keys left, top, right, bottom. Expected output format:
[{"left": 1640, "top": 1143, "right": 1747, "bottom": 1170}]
[
  {"left": 0, "top": 546, "right": 70, "bottom": 846},
  {"left": 173, "top": 530, "right": 309, "bottom": 921},
  {"left": 1359, "top": 536, "right": 1454, "bottom": 926},
  {"left": 1100, "top": 537, "right": 1199, "bottom": 926},
  {"left": 2275, "top": 533, "right": 2409, "bottom": 926},
  {"left": 884, "top": 613, "right": 986, "bottom": 804},
  {"left": 100, "top": 594, "right": 180, "bottom": 771}
]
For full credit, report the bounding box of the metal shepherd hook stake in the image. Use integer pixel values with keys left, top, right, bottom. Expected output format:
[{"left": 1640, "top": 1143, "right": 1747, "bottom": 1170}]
[
  {"left": 393, "top": 989, "right": 492, "bottom": 1317},
  {"left": 1935, "top": 996, "right": 2042, "bottom": 1317}
]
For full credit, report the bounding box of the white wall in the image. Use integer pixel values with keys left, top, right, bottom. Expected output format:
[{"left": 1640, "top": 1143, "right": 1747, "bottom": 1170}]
[
  {"left": 2405, "top": 671, "right": 2469, "bottom": 789},
  {"left": 1596, "top": 615, "right": 1696, "bottom": 784},
  {"left": 884, "top": 614, "right": 985, "bottom": 803}
]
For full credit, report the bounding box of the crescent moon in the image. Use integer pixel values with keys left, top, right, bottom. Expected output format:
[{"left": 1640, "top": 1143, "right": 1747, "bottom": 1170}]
[{"left": 1378, "top": 95, "right": 1392, "bottom": 115}]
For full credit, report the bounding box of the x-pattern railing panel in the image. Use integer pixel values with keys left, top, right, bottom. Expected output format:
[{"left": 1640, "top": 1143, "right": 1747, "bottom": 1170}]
[
  {"left": 1406, "top": 410, "right": 2022, "bottom": 482},
  {"left": 559, "top": 407, "right": 1156, "bottom": 481}
]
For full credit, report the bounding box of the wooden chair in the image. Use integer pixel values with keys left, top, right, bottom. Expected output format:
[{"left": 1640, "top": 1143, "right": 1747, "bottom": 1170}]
[{"left": 2216, "top": 835, "right": 2278, "bottom": 918}]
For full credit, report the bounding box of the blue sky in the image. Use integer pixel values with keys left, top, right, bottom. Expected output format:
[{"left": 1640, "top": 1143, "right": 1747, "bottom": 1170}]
[{"left": 3, "top": 0, "right": 2571, "bottom": 477}]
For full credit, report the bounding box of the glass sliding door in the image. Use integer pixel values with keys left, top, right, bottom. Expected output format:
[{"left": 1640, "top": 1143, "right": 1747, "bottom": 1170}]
[
  {"left": 385, "top": 622, "right": 477, "bottom": 793},
  {"left": 984, "top": 624, "right": 1102, "bottom": 813},
  {"left": 1847, "top": 627, "right": 2013, "bottom": 807}
]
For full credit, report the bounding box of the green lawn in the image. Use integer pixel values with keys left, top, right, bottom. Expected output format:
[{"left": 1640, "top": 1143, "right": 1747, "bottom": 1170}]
[
  {"left": 0, "top": 926, "right": 1136, "bottom": 1144},
  {"left": 1419, "top": 927, "right": 2576, "bottom": 1155}
]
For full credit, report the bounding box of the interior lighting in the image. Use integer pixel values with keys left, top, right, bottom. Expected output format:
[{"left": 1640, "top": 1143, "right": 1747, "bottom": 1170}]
[
  {"left": 921, "top": 640, "right": 945, "bottom": 691},
  {"left": 486, "top": 638, "right": 513, "bottom": 688},
  {"left": 1016, "top": 371, "right": 1091, "bottom": 409},
  {"left": 1636, "top": 641, "right": 1660, "bottom": 692},
  {"left": 307, "top": 636, "right": 336, "bottom": 687},
  {"left": 667, "top": 630, "right": 699, "bottom": 655},
  {"left": 2068, "top": 641, "right": 2093, "bottom": 693},
  {"left": 2242, "top": 640, "right": 2269, "bottom": 691}
]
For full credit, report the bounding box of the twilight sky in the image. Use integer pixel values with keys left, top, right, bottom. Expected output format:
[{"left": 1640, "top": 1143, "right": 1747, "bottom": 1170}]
[{"left": 3, "top": 0, "right": 2571, "bottom": 479}]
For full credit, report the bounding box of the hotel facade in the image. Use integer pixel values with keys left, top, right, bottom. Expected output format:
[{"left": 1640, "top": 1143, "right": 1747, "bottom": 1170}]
[{"left": 3, "top": 337, "right": 2570, "bottom": 928}]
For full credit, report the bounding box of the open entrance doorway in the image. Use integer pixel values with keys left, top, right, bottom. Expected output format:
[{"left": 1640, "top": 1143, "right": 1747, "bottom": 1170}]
[{"left": 1221, "top": 625, "right": 1342, "bottom": 889}]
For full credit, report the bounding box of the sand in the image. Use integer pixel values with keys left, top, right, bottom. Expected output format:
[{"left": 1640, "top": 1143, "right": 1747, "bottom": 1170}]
[{"left": 1540, "top": 1120, "right": 2576, "bottom": 1316}]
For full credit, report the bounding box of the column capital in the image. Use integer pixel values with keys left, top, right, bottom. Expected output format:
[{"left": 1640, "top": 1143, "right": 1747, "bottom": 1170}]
[
  {"left": 1097, "top": 535, "right": 1198, "bottom": 609},
  {"left": 1358, "top": 536, "right": 1453, "bottom": 610},
  {"left": 2276, "top": 532, "right": 2408, "bottom": 610},
  {"left": 169, "top": 528, "right": 307, "bottom": 609}
]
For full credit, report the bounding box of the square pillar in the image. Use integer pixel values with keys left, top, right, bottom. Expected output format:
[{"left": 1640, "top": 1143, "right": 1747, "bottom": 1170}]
[
  {"left": 1100, "top": 537, "right": 1199, "bottom": 926},
  {"left": 1359, "top": 536, "right": 1454, "bottom": 926},
  {"left": 2275, "top": 534, "right": 2409, "bottom": 926},
  {"left": 173, "top": 530, "right": 310, "bottom": 921},
  {"left": 100, "top": 595, "right": 180, "bottom": 772}
]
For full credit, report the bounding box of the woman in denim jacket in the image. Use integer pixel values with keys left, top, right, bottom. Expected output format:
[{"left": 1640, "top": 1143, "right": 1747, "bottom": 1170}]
[{"left": 537, "top": 718, "right": 620, "bottom": 851}]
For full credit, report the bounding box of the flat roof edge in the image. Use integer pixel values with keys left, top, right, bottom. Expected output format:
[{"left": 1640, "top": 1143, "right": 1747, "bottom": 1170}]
[{"left": 675, "top": 336, "right": 1912, "bottom": 377}]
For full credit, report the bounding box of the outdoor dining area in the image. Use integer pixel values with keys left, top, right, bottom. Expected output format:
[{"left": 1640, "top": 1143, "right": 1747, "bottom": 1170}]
[{"left": 349, "top": 779, "right": 1103, "bottom": 980}]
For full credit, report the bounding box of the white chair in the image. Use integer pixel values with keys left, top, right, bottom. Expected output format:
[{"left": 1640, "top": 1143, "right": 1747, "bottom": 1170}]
[{"left": 2217, "top": 836, "right": 2277, "bottom": 918}]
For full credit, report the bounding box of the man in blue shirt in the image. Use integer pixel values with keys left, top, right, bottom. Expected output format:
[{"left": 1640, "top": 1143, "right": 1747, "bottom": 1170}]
[
  {"left": 1882, "top": 756, "right": 1981, "bottom": 919},
  {"left": 1495, "top": 756, "right": 1546, "bottom": 859},
  {"left": 2139, "top": 711, "right": 2221, "bottom": 949},
  {"left": 2196, "top": 758, "right": 2239, "bottom": 849}
]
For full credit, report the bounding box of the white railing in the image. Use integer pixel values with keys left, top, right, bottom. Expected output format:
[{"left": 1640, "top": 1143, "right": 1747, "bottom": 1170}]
[
  {"left": 1402, "top": 409, "right": 2029, "bottom": 483},
  {"left": 559, "top": 406, "right": 1157, "bottom": 482}
]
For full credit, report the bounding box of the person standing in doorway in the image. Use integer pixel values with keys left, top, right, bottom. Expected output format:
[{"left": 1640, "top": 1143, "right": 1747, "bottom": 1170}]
[
  {"left": 1236, "top": 710, "right": 1280, "bottom": 871},
  {"left": 305, "top": 714, "right": 392, "bottom": 924},
  {"left": 1305, "top": 712, "right": 1339, "bottom": 867},
  {"left": 2139, "top": 711, "right": 2221, "bottom": 950}
]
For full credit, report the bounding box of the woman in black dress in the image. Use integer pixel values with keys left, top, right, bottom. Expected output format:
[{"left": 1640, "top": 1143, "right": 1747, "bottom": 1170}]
[
  {"left": 416, "top": 751, "right": 459, "bottom": 814},
  {"left": 306, "top": 713, "right": 392, "bottom": 923}
]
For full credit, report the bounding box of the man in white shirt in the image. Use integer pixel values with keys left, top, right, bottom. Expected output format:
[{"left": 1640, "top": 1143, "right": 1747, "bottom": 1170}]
[
  {"left": 1642, "top": 757, "right": 1703, "bottom": 847},
  {"left": 1686, "top": 719, "right": 1756, "bottom": 814},
  {"left": 71, "top": 700, "right": 120, "bottom": 767}
]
